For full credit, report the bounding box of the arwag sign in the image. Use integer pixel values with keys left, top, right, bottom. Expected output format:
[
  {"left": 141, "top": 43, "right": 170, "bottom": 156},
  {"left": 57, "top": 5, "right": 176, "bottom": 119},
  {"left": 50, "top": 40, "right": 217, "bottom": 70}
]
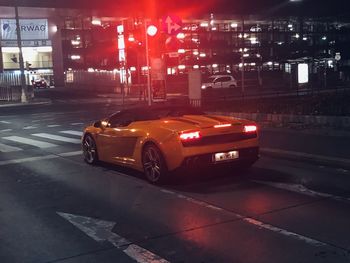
[{"left": 1, "top": 19, "right": 48, "bottom": 40}]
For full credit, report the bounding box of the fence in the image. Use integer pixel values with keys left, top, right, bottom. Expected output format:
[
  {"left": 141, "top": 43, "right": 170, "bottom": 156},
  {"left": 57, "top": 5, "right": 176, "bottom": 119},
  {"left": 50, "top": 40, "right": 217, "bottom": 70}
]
[
  {"left": 65, "top": 70, "right": 121, "bottom": 93},
  {"left": 0, "top": 86, "right": 22, "bottom": 101},
  {"left": 0, "top": 73, "right": 31, "bottom": 101}
]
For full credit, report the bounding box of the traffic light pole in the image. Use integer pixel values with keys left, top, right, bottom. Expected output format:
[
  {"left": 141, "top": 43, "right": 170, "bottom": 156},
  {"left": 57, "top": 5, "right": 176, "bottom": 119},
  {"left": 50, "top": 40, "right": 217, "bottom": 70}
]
[
  {"left": 144, "top": 21, "right": 152, "bottom": 106},
  {"left": 15, "top": 4, "right": 27, "bottom": 103}
]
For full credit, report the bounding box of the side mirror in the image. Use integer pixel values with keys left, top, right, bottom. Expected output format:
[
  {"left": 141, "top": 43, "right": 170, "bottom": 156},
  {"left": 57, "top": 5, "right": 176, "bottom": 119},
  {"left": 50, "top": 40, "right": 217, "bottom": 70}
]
[{"left": 93, "top": 120, "right": 102, "bottom": 128}]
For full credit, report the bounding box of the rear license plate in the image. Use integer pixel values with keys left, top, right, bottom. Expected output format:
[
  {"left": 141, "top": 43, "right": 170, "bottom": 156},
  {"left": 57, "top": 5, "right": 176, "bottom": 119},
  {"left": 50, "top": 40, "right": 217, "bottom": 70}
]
[{"left": 213, "top": 150, "right": 239, "bottom": 162}]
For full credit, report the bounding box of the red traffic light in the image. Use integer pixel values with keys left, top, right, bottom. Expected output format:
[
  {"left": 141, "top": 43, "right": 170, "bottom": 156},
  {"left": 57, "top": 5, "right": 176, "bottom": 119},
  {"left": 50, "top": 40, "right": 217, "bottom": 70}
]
[{"left": 147, "top": 25, "right": 158, "bottom": 37}]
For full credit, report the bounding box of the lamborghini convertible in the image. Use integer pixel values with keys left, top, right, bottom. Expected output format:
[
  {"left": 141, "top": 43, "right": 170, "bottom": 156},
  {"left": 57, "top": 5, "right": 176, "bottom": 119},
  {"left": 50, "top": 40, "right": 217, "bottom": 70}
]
[{"left": 82, "top": 105, "right": 259, "bottom": 183}]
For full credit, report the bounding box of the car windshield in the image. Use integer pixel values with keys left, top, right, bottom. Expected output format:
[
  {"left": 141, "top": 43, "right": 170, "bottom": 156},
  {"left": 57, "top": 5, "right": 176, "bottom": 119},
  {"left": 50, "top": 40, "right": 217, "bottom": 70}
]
[
  {"left": 204, "top": 77, "right": 217, "bottom": 83},
  {"left": 112, "top": 106, "right": 205, "bottom": 122}
]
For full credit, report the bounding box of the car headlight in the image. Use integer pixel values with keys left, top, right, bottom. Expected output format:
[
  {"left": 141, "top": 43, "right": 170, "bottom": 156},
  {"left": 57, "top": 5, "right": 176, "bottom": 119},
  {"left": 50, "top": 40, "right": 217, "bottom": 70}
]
[{"left": 201, "top": 85, "right": 206, "bottom": 89}]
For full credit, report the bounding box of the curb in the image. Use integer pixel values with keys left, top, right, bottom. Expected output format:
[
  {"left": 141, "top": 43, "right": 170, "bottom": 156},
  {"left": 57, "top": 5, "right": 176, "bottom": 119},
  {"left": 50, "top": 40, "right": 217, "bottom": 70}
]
[
  {"left": 0, "top": 100, "right": 52, "bottom": 108},
  {"left": 261, "top": 147, "right": 350, "bottom": 170},
  {"left": 209, "top": 111, "right": 350, "bottom": 129}
]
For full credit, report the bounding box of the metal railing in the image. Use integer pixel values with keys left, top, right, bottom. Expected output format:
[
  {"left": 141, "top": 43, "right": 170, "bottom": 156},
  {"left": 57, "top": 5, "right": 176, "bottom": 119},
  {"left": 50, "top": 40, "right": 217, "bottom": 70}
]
[
  {"left": 0, "top": 72, "right": 32, "bottom": 101},
  {"left": 2, "top": 61, "right": 53, "bottom": 69},
  {"left": 0, "top": 86, "right": 22, "bottom": 101},
  {"left": 65, "top": 70, "right": 121, "bottom": 93}
]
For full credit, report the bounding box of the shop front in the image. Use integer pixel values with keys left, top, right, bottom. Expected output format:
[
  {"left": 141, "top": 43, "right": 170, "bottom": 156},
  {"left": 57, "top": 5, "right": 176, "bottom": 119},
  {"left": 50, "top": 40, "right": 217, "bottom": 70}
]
[{"left": 0, "top": 18, "right": 54, "bottom": 87}]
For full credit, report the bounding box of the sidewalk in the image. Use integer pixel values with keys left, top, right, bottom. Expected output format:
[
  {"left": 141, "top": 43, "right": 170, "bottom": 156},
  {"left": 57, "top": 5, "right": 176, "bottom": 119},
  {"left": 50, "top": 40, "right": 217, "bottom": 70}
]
[{"left": 0, "top": 97, "right": 52, "bottom": 108}]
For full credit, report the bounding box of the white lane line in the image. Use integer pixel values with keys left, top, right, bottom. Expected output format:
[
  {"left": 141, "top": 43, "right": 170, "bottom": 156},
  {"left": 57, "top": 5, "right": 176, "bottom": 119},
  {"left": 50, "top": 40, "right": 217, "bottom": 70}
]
[
  {"left": 254, "top": 180, "right": 350, "bottom": 203},
  {"left": 59, "top": 130, "right": 83, "bottom": 136},
  {"left": 47, "top": 124, "right": 61, "bottom": 128},
  {"left": 59, "top": 151, "right": 82, "bottom": 157},
  {"left": 0, "top": 151, "right": 81, "bottom": 166},
  {"left": 160, "top": 189, "right": 327, "bottom": 247},
  {"left": 0, "top": 155, "right": 57, "bottom": 166},
  {"left": 0, "top": 129, "right": 13, "bottom": 132},
  {"left": 57, "top": 212, "right": 170, "bottom": 263},
  {"left": 161, "top": 189, "right": 224, "bottom": 211},
  {"left": 123, "top": 244, "right": 170, "bottom": 263},
  {"left": 0, "top": 142, "right": 22, "bottom": 152},
  {"left": 32, "top": 133, "right": 81, "bottom": 144},
  {"left": 70, "top": 122, "right": 84, "bottom": 126},
  {"left": 242, "top": 217, "right": 326, "bottom": 247},
  {"left": 3, "top": 136, "right": 57, "bottom": 148},
  {"left": 0, "top": 120, "right": 11, "bottom": 124},
  {"left": 23, "top": 126, "right": 38, "bottom": 130},
  {"left": 261, "top": 147, "right": 350, "bottom": 165}
]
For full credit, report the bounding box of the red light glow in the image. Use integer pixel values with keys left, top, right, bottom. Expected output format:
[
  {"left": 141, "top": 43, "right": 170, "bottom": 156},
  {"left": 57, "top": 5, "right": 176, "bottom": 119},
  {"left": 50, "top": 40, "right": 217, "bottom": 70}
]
[
  {"left": 179, "top": 131, "right": 201, "bottom": 141},
  {"left": 244, "top": 125, "right": 257, "bottom": 133},
  {"left": 214, "top": 123, "right": 232, "bottom": 128},
  {"left": 147, "top": 25, "right": 158, "bottom": 37}
]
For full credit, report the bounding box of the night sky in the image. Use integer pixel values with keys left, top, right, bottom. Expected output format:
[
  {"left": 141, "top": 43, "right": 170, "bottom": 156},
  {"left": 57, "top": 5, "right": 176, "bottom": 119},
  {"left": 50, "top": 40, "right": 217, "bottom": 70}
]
[{"left": 0, "top": 0, "right": 349, "bottom": 17}]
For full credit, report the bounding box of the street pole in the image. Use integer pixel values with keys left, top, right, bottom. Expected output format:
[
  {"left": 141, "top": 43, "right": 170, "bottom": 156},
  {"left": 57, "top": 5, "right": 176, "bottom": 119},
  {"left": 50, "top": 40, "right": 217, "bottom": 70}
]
[
  {"left": 241, "top": 18, "right": 245, "bottom": 96},
  {"left": 14, "top": 3, "right": 27, "bottom": 103},
  {"left": 144, "top": 21, "right": 152, "bottom": 106}
]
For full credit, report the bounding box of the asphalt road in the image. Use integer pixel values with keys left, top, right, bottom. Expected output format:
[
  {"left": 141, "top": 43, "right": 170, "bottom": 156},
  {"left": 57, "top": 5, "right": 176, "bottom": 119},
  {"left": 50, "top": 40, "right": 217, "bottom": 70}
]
[{"left": 1, "top": 101, "right": 350, "bottom": 263}]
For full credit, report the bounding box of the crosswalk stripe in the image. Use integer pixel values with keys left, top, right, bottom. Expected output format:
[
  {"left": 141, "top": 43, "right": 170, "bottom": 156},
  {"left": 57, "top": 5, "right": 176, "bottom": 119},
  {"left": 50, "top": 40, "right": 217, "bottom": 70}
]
[
  {"left": 0, "top": 120, "right": 11, "bottom": 124},
  {"left": 47, "top": 125, "right": 61, "bottom": 128},
  {"left": 23, "top": 126, "right": 38, "bottom": 130},
  {"left": 3, "top": 136, "right": 57, "bottom": 148},
  {"left": 0, "top": 151, "right": 82, "bottom": 166},
  {"left": 70, "top": 123, "right": 84, "bottom": 126},
  {"left": 32, "top": 133, "right": 81, "bottom": 144},
  {"left": 0, "top": 142, "right": 22, "bottom": 152},
  {"left": 59, "top": 130, "right": 83, "bottom": 137}
]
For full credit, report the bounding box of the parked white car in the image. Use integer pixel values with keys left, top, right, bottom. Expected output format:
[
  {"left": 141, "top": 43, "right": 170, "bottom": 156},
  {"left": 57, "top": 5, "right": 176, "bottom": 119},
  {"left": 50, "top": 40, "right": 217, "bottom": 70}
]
[{"left": 201, "top": 75, "right": 238, "bottom": 90}]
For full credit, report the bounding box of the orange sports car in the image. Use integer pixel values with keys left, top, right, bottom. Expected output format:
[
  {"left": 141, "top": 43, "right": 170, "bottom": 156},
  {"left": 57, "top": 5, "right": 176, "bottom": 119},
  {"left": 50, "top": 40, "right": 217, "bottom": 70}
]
[{"left": 82, "top": 105, "right": 259, "bottom": 183}]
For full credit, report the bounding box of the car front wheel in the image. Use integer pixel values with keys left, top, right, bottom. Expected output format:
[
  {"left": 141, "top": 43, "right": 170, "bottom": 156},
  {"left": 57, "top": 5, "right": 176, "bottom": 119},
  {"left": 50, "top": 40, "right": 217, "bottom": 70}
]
[
  {"left": 82, "top": 135, "right": 99, "bottom": 164},
  {"left": 142, "top": 144, "right": 168, "bottom": 184}
]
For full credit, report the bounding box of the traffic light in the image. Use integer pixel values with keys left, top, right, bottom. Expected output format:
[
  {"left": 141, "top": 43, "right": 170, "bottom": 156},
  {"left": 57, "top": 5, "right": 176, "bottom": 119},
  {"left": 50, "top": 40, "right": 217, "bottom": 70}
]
[{"left": 147, "top": 25, "right": 158, "bottom": 37}]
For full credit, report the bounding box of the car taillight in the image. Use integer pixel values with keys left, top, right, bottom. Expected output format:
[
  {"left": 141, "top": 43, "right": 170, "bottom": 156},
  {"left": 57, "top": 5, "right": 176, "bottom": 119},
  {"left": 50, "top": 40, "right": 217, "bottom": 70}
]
[
  {"left": 179, "top": 131, "right": 201, "bottom": 141},
  {"left": 244, "top": 125, "right": 257, "bottom": 133}
]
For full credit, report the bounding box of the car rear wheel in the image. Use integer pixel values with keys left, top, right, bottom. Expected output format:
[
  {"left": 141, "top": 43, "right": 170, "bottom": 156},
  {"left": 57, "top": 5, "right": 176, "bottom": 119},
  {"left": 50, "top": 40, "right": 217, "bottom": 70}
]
[
  {"left": 82, "top": 135, "right": 99, "bottom": 164},
  {"left": 142, "top": 144, "right": 168, "bottom": 184}
]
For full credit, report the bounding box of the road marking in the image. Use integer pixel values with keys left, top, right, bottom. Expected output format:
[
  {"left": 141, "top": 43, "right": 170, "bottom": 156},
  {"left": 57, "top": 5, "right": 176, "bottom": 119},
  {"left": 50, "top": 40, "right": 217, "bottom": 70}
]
[
  {"left": 0, "top": 142, "right": 22, "bottom": 152},
  {"left": 0, "top": 151, "right": 82, "bottom": 166},
  {"left": 23, "top": 126, "right": 38, "bottom": 130},
  {"left": 59, "top": 151, "right": 82, "bottom": 157},
  {"left": 32, "top": 133, "right": 81, "bottom": 144},
  {"left": 261, "top": 147, "right": 350, "bottom": 166},
  {"left": 57, "top": 212, "right": 170, "bottom": 263},
  {"left": 161, "top": 189, "right": 224, "bottom": 211},
  {"left": 254, "top": 180, "right": 350, "bottom": 203},
  {"left": 70, "top": 122, "right": 84, "bottom": 126},
  {"left": 0, "top": 129, "right": 12, "bottom": 132},
  {"left": 3, "top": 136, "right": 57, "bottom": 148},
  {"left": 47, "top": 124, "right": 61, "bottom": 128},
  {"left": 242, "top": 217, "right": 326, "bottom": 247},
  {"left": 60, "top": 130, "right": 83, "bottom": 136},
  {"left": 0, "top": 120, "right": 11, "bottom": 124},
  {"left": 160, "top": 189, "right": 327, "bottom": 247}
]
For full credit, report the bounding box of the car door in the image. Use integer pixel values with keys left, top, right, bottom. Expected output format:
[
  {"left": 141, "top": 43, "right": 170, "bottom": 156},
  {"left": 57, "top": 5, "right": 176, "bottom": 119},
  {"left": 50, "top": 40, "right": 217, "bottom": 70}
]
[
  {"left": 97, "top": 112, "right": 137, "bottom": 164},
  {"left": 213, "top": 77, "right": 224, "bottom": 88},
  {"left": 221, "top": 76, "right": 232, "bottom": 88}
]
